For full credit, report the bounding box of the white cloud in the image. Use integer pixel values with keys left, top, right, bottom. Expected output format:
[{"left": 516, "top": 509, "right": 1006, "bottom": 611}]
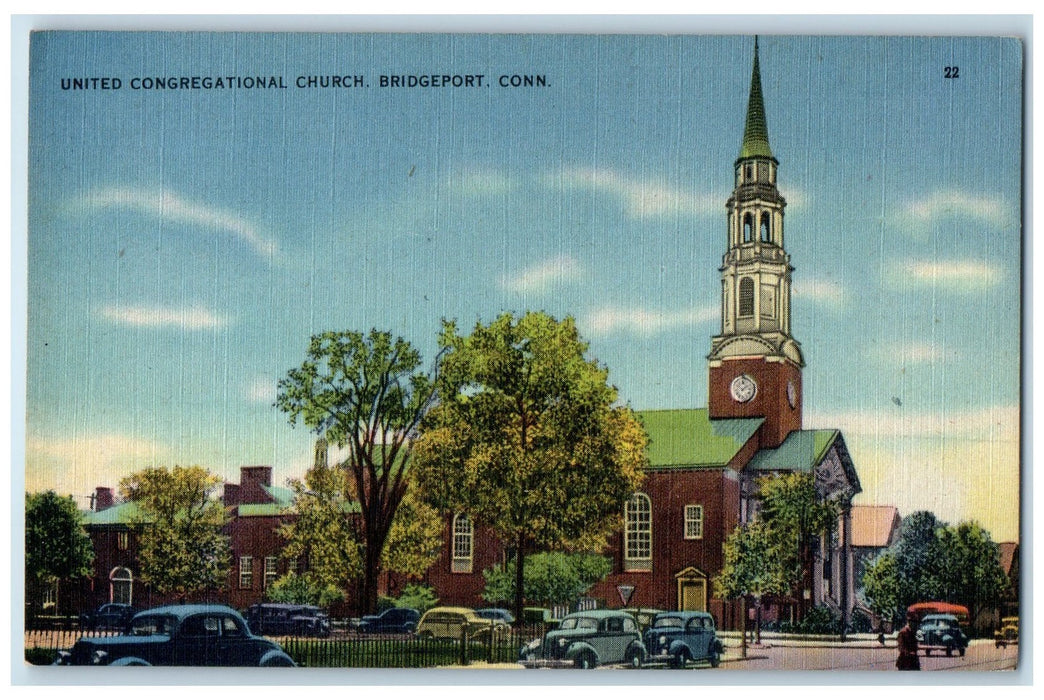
[
  {"left": 79, "top": 187, "right": 279, "bottom": 261},
  {"left": 874, "top": 341, "right": 949, "bottom": 365},
  {"left": 899, "top": 260, "right": 1002, "bottom": 289},
  {"left": 101, "top": 304, "right": 230, "bottom": 330},
  {"left": 245, "top": 376, "right": 277, "bottom": 404},
  {"left": 501, "top": 255, "right": 584, "bottom": 294},
  {"left": 25, "top": 433, "right": 168, "bottom": 496},
  {"left": 553, "top": 167, "right": 722, "bottom": 219},
  {"left": 792, "top": 279, "right": 846, "bottom": 307},
  {"left": 806, "top": 405, "right": 1019, "bottom": 441},
  {"left": 903, "top": 190, "right": 1009, "bottom": 223},
  {"left": 582, "top": 304, "right": 718, "bottom": 337}
]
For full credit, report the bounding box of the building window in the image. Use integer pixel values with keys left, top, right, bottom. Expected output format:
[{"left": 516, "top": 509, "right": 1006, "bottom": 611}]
[
  {"left": 264, "top": 556, "right": 279, "bottom": 589},
  {"left": 739, "top": 277, "right": 755, "bottom": 317},
  {"left": 743, "top": 213, "right": 753, "bottom": 242},
  {"left": 760, "top": 212, "right": 771, "bottom": 242},
  {"left": 117, "top": 531, "right": 129, "bottom": 550},
  {"left": 110, "top": 567, "right": 133, "bottom": 605},
  {"left": 451, "top": 513, "right": 473, "bottom": 573},
  {"left": 239, "top": 556, "right": 253, "bottom": 589},
  {"left": 624, "top": 493, "right": 652, "bottom": 572},
  {"left": 684, "top": 505, "right": 704, "bottom": 539}
]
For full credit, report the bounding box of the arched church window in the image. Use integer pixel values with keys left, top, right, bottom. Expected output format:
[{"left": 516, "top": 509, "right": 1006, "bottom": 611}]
[
  {"left": 743, "top": 213, "right": 753, "bottom": 242},
  {"left": 739, "top": 277, "right": 755, "bottom": 317},
  {"left": 451, "top": 513, "right": 473, "bottom": 573},
  {"left": 760, "top": 212, "right": 771, "bottom": 242},
  {"left": 110, "top": 567, "right": 133, "bottom": 605},
  {"left": 624, "top": 493, "right": 652, "bottom": 572}
]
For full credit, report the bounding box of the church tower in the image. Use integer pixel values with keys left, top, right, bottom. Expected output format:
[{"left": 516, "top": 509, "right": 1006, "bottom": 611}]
[{"left": 708, "top": 37, "right": 804, "bottom": 448}]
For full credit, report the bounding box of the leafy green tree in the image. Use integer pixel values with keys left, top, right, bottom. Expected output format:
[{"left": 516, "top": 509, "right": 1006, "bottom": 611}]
[
  {"left": 267, "top": 572, "right": 343, "bottom": 607},
  {"left": 412, "top": 312, "right": 647, "bottom": 619},
  {"left": 714, "top": 520, "right": 787, "bottom": 649},
  {"left": 276, "top": 331, "right": 440, "bottom": 613},
  {"left": 482, "top": 552, "right": 612, "bottom": 608},
  {"left": 936, "top": 521, "right": 1009, "bottom": 625},
  {"left": 25, "top": 491, "right": 95, "bottom": 613},
  {"left": 756, "top": 472, "right": 840, "bottom": 613},
  {"left": 892, "top": 510, "right": 947, "bottom": 605},
  {"left": 393, "top": 583, "right": 440, "bottom": 613},
  {"left": 119, "top": 466, "right": 230, "bottom": 600},
  {"left": 861, "top": 551, "right": 904, "bottom": 623}
]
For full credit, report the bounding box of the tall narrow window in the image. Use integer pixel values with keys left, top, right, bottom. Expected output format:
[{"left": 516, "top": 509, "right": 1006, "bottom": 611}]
[
  {"left": 239, "top": 556, "right": 253, "bottom": 589},
  {"left": 624, "top": 493, "right": 652, "bottom": 572},
  {"left": 264, "top": 556, "right": 279, "bottom": 589},
  {"left": 684, "top": 505, "right": 704, "bottom": 539},
  {"left": 739, "top": 277, "right": 755, "bottom": 317},
  {"left": 452, "top": 513, "right": 474, "bottom": 573},
  {"left": 760, "top": 212, "right": 771, "bottom": 242},
  {"left": 743, "top": 213, "right": 753, "bottom": 242},
  {"left": 117, "top": 531, "right": 129, "bottom": 550},
  {"left": 110, "top": 567, "right": 133, "bottom": 605}
]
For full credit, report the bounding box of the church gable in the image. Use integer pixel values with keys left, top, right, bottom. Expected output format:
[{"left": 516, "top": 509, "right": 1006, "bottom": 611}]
[{"left": 745, "top": 429, "right": 861, "bottom": 499}]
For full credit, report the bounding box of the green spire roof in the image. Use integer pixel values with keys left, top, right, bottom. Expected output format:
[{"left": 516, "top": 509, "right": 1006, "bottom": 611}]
[{"left": 739, "top": 36, "right": 773, "bottom": 160}]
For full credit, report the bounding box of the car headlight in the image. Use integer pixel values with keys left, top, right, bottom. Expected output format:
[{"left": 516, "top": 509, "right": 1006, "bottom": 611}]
[
  {"left": 91, "top": 650, "right": 108, "bottom": 665},
  {"left": 658, "top": 635, "right": 667, "bottom": 645},
  {"left": 558, "top": 638, "right": 567, "bottom": 648}
]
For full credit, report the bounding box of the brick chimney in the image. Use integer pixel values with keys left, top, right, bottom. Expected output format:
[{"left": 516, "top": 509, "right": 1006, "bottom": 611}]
[
  {"left": 93, "top": 487, "right": 114, "bottom": 511},
  {"left": 226, "top": 466, "right": 275, "bottom": 506}
]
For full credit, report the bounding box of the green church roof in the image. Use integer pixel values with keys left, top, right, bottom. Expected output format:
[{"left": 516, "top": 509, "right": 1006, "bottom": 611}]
[
  {"left": 637, "top": 408, "right": 764, "bottom": 469},
  {"left": 745, "top": 429, "right": 840, "bottom": 472},
  {"left": 81, "top": 500, "right": 145, "bottom": 525},
  {"left": 739, "top": 36, "right": 774, "bottom": 160}
]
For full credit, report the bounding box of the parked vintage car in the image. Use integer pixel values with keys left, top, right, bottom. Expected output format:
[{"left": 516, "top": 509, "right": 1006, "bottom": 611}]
[
  {"left": 643, "top": 611, "right": 724, "bottom": 668},
  {"left": 621, "top": 607, "right": 664, "bottom": 632},
  {"left": 356, "top": 607, "right": 421, "bottom": 634},
  {"left": 475, "top": 608, "right": 516, "bottom": 626},
  {"left": 916, "top": 613, "right": 969, "bottom": 657},
  {"left": 244, "top": 603, "right": 331, "bottom": 637},
  {"left": 994, "top": 616, "right": 1019, "bottom": 648},
  {"left": 520, "top": 609, "right": 647, "bottom": 669},
  {"left": 415, "top": 606, "right": 508, "bottom": 641},
  {"left": 55, "top": 604, "right": 296, "bottom": 666},
  {"left": 79, "top": 603, "right": 138, "bottom": 632}
]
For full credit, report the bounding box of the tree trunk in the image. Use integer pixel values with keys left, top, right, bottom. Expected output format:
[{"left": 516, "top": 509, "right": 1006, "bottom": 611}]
[{"left": 513, "top": 533, "right": 526, "bottom": 622}]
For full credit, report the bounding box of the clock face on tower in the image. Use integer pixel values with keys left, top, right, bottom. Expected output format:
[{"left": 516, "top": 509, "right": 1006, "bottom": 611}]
[{"left": 730, "top": 374, "right": 758, "bottom": 403}]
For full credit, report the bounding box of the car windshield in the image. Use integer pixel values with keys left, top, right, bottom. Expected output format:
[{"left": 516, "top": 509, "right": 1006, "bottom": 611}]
[
  {"left": 559, "top": 617, "right": 598, "bottom": 630},
  {"left": 653, "top": 616, "right": 685, "bottom": 629},
  {"left": 131, "top": 615, "right": 176, "bottom": 636}
]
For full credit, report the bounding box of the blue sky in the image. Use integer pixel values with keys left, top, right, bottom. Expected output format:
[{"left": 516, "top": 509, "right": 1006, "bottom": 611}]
[{"left": 26, "top": 32, "right": 1022, "bottom": 541}]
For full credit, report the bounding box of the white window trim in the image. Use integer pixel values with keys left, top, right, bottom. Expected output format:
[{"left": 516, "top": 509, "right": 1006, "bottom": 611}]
[
  {"left": 624, "top": 493, "right": 652, "bottom": 572},
  {"left": 239, "top": 555, "right": 253, "bottom": 589},
  {"left": 451, "top": 513, "right": 474, "bottom": 574},
  {"left": 264, "top": 556, "right": 279, "bottom": 588},
  {"left": 684, "top": 504, "right": 704, "bottom": 540}
]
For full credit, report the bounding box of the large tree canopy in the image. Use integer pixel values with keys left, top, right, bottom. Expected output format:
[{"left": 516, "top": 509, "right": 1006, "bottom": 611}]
[
  {"left": 412, "top": 312, "right": 647, "bottom": 618},
  {"left": 482, "top": 552, "right": 612, "bottom": 608},
  {"left": 119, "top": 465, "right": 230, "bottom": 600},
  {"left": 276, "top": 329, "right": 441, "bottom": 613},
  {"left": 25, "top": 490, "right": 95, "bottom": 612}
]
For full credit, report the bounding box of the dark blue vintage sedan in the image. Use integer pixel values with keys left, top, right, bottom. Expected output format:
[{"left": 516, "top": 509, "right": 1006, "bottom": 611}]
[
  {"left": 55, "top": 604, "right": 296, "bottom": 666},
  {"left": 643, "top": 611, "right": 724, "bottom": 668},
  {"left": 356, "top": 607, "right": 421, "bottom": 634}
]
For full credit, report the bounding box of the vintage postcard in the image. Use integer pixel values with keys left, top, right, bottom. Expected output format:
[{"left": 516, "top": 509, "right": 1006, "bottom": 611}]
[{"left": 21, "top": 26, "right": 1023, "bottom": 679}]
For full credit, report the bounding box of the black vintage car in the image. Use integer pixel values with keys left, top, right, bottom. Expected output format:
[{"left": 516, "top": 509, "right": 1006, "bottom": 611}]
[
  {"left": 55, "top": 604, "right": 296, "bottom": 666},
  {"left": 643, "top": 611, "right": 724, "bottom": 668},
  {"left": 356, "top": 607, "right": 420, "bottom": 634},
  {"left": 916, "top": 614, "right": 969, "bottom": 657},
  {"left": 244, "top": 603, "right": 331, "bottom": 637},
  {"left": 79, "top": 603, "right": 138, "bottom": 631}
]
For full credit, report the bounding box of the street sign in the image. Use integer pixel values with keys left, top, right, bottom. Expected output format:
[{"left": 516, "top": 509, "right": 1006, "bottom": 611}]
[{"left": 616, "top": 584, "right": 635, "bottom": 606}]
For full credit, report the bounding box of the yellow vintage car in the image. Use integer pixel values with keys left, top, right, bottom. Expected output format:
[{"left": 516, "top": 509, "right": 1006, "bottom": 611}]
[{"left": 994, "top": 616, "right": 1018, "bottom": 648}]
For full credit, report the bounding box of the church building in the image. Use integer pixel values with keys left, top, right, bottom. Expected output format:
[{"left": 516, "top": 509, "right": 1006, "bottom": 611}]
[{"left": 427, "top": 38, "right": 862, "bottom": 629}]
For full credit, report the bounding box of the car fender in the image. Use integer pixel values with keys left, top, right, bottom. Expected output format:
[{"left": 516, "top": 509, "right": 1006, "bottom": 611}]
[
  {"left": 667, "top": 639, "right": 693, "bottom": 658},
  {"left": 626, "top": 640, "right": 648, "bottom": 663},
  {"left": 564, "top": 641, "right": 599, "bottom": 664},
  {"left": 109, "top": 656, "right": 151, "bottom": 666},
  {"left": 258, "top": 649, "right": 297, "bottom": 667}
]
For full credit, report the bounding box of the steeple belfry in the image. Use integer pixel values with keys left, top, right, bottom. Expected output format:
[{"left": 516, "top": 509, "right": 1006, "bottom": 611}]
[{"left": 708, "top": 37, "right": 804, "bottom": 448}]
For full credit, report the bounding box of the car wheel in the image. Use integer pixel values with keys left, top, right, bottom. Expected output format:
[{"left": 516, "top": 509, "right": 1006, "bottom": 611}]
[
  {"left": 259, "top": 654, "right": 295, "bottom": 667},
  {"left": 575, "top": 652, "right": 596, "bottom": 669},
  {"left": 945, "top": 646, "right": 953, "bottom": 657},
  {"left": 672, "top": 650, "right": 688, "bottom": 669},
  {"left": 710, "top": 651, "right": 721, "bottom": 669},
  {"left": 958, "top": 647, "right": 965, "bottom": 657},
  {"left": 627, "top": 648, "right": 642, "bottom": 669}
]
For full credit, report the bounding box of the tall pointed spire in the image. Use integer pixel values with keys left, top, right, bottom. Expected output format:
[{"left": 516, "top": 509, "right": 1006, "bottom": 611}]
[{"left": 739, "top": 36, "right": 773, "bottom": 160}]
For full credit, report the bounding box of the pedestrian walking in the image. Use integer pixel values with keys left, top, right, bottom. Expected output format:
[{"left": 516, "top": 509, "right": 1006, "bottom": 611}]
[{"left": 896, "top": 612, "right": 920, "bottom": 670}]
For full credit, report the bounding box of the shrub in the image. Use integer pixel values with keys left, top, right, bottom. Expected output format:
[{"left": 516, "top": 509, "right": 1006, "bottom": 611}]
[{"left": 394, "top": 584, "right": 439, "bottom": 613}]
